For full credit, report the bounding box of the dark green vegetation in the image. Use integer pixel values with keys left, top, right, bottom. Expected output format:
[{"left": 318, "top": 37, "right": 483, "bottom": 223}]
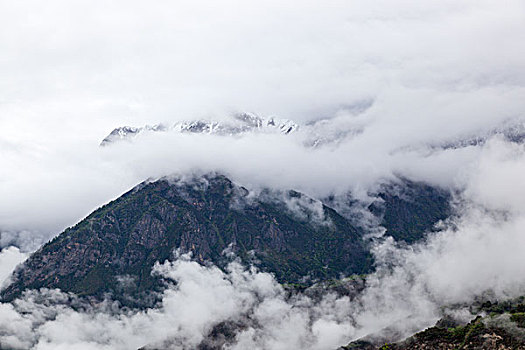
[
  {"left": 1, "top": 174, "right": 450, "bottom": 306},
  {"left": 392, "top": 314, "right": 525, "bottom": 349},
  {"left": 344, "top": 318, "right": 525, "bottom": 350},
  {"left": 2, "top": 174, "right": 369, "bottom": 304},
  {"left": 370, "top": 179, "right": 451, "bottom": 243}
]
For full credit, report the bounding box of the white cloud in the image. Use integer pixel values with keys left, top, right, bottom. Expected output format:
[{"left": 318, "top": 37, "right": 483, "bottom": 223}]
[
  {"left": 2, "top": 170, "right": 525, "bottom": 349},
  {"left": 0, "top": 247, "right": 27, "bottom": 290},
  {"left": 0, "top": 257, "right": 357, "bottom": 349},
  {"left": 1, "top": 0, "right": 524, "bottom": 242},
  {"left": 1, "top": 2, "right": 525, "bottom": 348}
]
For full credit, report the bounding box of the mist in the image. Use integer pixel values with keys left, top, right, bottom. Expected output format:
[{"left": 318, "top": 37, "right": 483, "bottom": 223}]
[
  {"left": 1, "top": 1, "right": 525, "bottom": 348},
  {"left": 0, "top": 136, "right": 524, "bottom": 348}
]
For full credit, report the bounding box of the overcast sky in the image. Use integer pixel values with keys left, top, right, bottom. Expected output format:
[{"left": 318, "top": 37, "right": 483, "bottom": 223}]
[
  {"left": 2, "top": 1, "right": 524, "bottom": 131},
  {"left": 1, "top": 0, "right": 525, "bottom": 243}
]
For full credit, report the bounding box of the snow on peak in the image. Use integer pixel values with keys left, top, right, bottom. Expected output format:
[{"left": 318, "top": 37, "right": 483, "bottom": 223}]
[{"left": 100, "top": 113, "right": 299, "bottom": 146}]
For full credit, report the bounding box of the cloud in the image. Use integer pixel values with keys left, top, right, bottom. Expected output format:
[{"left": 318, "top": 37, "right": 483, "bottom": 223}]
[
  {"left": 1, "top": 0, "right": 525, "bottom": 244},
  {"left": 2, "top": 114, "right": 523, "bottom": 246},
  {"left": 0, "top": 257, "right": 358, "bottom": 350},
  {"left": 0, "top": 247, "right": 27, "bottom": 290},
  {"left": 2, "top": 0, "right": 524, "bottom": 122},
  {"left": 1, "top": 182, "right": 525, "bottom": 349},
  {"left": 1, "top": 2, "right": 525, "bottom": 348},
  {"left": 2, "top": 137, "right": 525, "bottom": 348}
]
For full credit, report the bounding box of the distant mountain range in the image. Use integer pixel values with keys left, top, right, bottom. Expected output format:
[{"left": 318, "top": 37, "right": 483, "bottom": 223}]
[
  {"left": 100, "top": 113, "right": 525, "bottom": 151},
  {"left": 100, "top": 112, "right": 299, "bottom": 146}
]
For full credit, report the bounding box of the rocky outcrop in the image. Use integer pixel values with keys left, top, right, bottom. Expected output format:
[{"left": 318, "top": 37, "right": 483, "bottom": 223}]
[{"left": 343, "top": 298, "right": 525, "bottom": 350}]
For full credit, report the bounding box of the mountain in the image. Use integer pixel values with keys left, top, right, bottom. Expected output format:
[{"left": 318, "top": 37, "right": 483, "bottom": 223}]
[
  {"left": 1, "top": 174, "right": 371, "bottom": 305},
  {"left": 369, "top": 179, "right": 451, "bottom": 243},
  {"left": 1, "top": 173, "right": 450, "bottom": 307},
  {"left": 436, "top": 119, "right": 525, "bottom": 150},
  {"left": 100, "top": 113, "right": 525, "bottom": 154},
  {"left": 100, "top": 112, "right": 299, "bottom": 146},
  {"left": 100, "top": 124, "right": 167, "bottom": 146}
]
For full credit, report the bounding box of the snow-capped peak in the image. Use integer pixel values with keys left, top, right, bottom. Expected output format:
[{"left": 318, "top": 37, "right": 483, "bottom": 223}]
[{"left": 100, "top": 113, "right": 299, "bottom": 146}]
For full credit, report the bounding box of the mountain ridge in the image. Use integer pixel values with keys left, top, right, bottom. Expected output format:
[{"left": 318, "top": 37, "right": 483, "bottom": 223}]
[
  {"left": 100, "top": 114, "right": 525, "bottom": 152},
  {"left": 1, "top": 174, "right": 450, "bottom": 307},
  {"left": 100, "top": 112, "right": 299, "bottom": 146},
  {"left": 1, "top": 174, "right": 371, "bottom": 305}
]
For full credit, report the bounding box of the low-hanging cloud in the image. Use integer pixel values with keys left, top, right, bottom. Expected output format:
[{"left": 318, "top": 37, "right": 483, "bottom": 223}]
[
  {"left": 0, "top": 256, "right": 357, "bottom": 350},
  {"left": 1, "top": 1, "right": 525, "bottom": 348},
  {"left": 0, "top": 247, "right": 27, "bottom": 291},
  {"left": 1, "top": 137, "right": 525, "bottom": 349},
  {"left": 2, "top": 113, "right": 524, "bottom": 246}
]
